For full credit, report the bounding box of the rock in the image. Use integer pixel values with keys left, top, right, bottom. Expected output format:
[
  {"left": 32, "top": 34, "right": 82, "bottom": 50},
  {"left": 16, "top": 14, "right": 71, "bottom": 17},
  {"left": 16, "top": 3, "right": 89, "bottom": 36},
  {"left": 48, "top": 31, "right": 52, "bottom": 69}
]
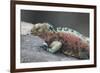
[
  {"left": 21, "top": 21, "right": 33, "bottom": 35},
  {"left": 21, "top": 34, "right": 78, "bottom": 63}
]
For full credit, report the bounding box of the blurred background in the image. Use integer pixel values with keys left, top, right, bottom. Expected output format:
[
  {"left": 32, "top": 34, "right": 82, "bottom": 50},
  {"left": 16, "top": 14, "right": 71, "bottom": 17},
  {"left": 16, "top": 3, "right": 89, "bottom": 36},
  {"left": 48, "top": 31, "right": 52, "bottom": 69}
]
[{"left": 21, "top": 10, "right": 89, "bottom": 37}]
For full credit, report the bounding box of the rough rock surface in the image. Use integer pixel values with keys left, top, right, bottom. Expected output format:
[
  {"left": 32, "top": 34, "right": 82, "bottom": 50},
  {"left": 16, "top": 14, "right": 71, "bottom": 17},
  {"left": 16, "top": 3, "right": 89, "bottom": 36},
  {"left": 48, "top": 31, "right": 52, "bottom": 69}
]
[{"left": 21, "top": 34, "right": 78, "bottom": 63}]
